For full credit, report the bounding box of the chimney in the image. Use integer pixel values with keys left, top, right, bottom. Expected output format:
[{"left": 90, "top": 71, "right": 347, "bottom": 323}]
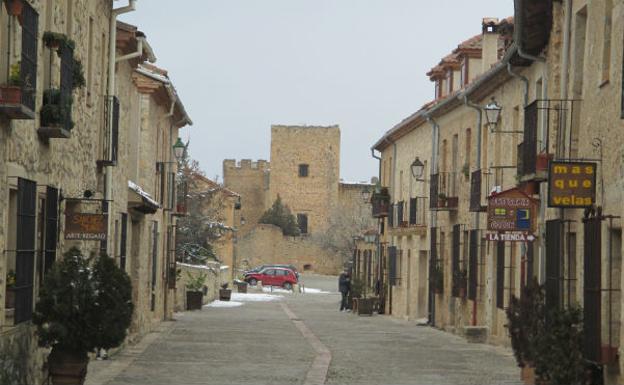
[{"left": 481, "top": 18, "right": 500, "bottom": 73}]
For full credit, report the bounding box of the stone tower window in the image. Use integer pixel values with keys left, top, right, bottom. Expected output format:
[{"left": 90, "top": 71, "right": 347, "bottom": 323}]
[
  {"left": 297, "top": 214, "right": 308, "bottom": 234},
  {"left": 298, "top": 164, "right": 309, "bottom": 177}
]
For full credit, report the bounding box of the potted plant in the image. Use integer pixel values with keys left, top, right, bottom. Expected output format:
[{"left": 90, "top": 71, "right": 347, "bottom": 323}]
[
  {"left": 33, "top": 248, "right": 133, "bottom": 385},
  {"left": 536, "top": 152, "right": 553, "bottom": 172},
  {"left": 185, "top": 271, "right": 207, "bottom": 310},
  {"left": 4, "top": 270, "right": 15, "bottom": 309},
  {"left": 43, "top": 31, "right": 68, "bottom": 50},
  {"left": 431, "top": 263, "right": 443, "bottom": 294},
  {"left": 462, "top": 163, "right": 470, "bottom": 179},
  {"left": 0, "top": 63, "right": 22, "bottom": 105},
  {"left": 219, "top": 282, "right": 232, "bottom": 301},
  {"left": 454, "top": 269, "right": 467, "bottom": 298},
  {"left": 39, "top": 88, "right": 74, "bottom": 138},
  {"left": 4, "top": 0, "right": 23, "bottom": 17},
  {"left": 437, "top": 193, "right": 447, "bottom": 208},
  {"left": 371, "top": 187, "right": 390, "bottom": 218},
  {"left": 233, "top": 279, "right": 248, "bottom": 293}
]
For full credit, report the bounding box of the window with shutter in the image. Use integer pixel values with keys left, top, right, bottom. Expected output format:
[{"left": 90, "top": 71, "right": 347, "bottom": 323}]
[
  {"left": 451, "top": 224, "right": 461, "bottom": 297},
  {"left": 20, "top": 3, "right": 38, "bottom": 112},
  {"left": 409, "top": 198, "right": 417, "bottom": 225},
  {"left": 43, "top": 186, "right": 59, "bottom": 275},
  {"left": 583, "top": 216, "right": 602, "bottom": 362},
  {"left": 496, "top": 241, "right": 505, "bottom": 309},
  {"left": 545, "top": 219, "right": 564, "bottom": 310},
  {"left": 14, "top": 178, "right": 37, "bottom": 324},
  {"left": 468, "top": 230, "right": 478, "bottom": 301}
]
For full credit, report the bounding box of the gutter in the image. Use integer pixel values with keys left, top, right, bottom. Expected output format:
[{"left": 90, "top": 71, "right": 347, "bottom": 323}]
[{"left": 104, "top": 0, "right": 137, "bottom": 254}]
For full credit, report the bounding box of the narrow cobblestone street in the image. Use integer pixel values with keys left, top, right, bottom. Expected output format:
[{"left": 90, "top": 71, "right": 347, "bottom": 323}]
[{"left": 86, "top": 275, "right": 521, "bottom": 385}]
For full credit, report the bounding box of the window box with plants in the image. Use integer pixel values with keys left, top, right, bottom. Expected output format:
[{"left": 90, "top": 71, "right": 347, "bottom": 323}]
[
  {"left": 350, "top": 278, "right": 374, "bottom": 316},
  {"left": 436, "top": 193, "right": 447, "bottom": 208},
  {"left": 33, "top": 248, "right": 133, "bottom": 385},
  {"left": 4, "top": 270, "right": 16, "bottom": 313},
  {"left": 219, "top": 283, "right": 232, "bottom": 301},
  {"left": 0, "top": 62, "right": 34, "bottom": 119},
  {"left": 38, "top": 33, "right": 85, "bottom": 140},
  {"left": 185, "top": 271, "right": 207, "bottom": 310}
]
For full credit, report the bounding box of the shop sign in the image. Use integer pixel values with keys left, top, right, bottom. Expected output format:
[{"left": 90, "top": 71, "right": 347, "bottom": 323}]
[
  {"left": 486, "top": 232, "right": 536, "bottom": 242},
  {"left": 548, "top": 161, "right": 597, "bottom": 208},
  {"left": 65, "top": 213, "right": 108, "bottom": 240},
  {"left": 487, "top": 188, "right": 538, "bottom": 233}
]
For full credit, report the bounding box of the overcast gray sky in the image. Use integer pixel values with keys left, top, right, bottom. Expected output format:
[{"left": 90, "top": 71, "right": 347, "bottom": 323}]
[{"left": 121, "top": 1, "right": 513, "bottom": 183}]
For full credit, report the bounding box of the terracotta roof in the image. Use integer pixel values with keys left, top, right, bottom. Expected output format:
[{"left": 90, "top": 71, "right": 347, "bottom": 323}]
[{"left": 193, "top": 174, "right": 240, "bottom": 198}]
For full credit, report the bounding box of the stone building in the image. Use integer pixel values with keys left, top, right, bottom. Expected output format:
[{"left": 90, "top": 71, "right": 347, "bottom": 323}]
[
  {"left": 371, "top": 0, "right": 624, "bottom": 383},
  {"left": 224, "top": 125, "right": 373, "bottom": 275},
  {"left": 0, "top": 2, "right": 192, "bottom": 383}
]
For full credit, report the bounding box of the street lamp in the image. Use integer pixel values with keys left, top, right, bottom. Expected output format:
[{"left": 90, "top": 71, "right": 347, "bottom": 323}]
[
  {"left": 173, "top": 137, "right": 186, "bottom": 160},
  {"left": 240, "top": 216, "right": 246, "bottom": 226},
  {"left": 484, "top": 97, "right": 502, "bottom": 132},
  {"left": 361, "top": 187, "right": 371, "bottom": 203},
  {"left": 410, "top": 157, "right": 425, "bottom": 180}
]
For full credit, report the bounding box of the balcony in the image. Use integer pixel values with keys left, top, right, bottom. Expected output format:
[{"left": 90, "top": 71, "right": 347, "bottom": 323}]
[
  {"left": 430, "top": 172, "right": 458, "bottom": 211},
  {"left": 97, "top": 96, "right": 120, "bottom": 168},
  {"left": 389, "top": 197, "right": 427, "bottom": 236},
  {"left": 0, "top": 3, "right": 38, "bottom": 120},
  {"left": 371, "top": 188, "right": 390, "bottom": 218}
]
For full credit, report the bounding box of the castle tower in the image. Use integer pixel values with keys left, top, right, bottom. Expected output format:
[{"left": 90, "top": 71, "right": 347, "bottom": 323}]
[
  {"left": 268, "top": 125, "right": 340, "bottom": 235},
  {"left": 223, "top": 159, "right": 270, "bottom": 235}
]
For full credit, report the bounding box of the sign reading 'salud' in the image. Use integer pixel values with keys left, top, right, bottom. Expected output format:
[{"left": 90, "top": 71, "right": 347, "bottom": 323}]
[{"left": 548, "top": 161, "right": 597, "bottom": 208}]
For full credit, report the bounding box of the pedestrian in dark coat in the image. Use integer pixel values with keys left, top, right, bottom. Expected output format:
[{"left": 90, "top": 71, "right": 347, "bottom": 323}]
[{"left": 338, "top": 270, "right": 351, "bottom": 311}]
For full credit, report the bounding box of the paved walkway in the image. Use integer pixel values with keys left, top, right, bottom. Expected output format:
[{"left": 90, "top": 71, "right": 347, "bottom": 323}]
[{"left": 86, "top": 275, "right": 522, "bottom": 385}]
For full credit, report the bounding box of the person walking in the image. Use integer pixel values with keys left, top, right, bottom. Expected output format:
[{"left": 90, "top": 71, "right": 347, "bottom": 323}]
[{"left": 338, "top": 270, "right": 351, "bottom": 311}]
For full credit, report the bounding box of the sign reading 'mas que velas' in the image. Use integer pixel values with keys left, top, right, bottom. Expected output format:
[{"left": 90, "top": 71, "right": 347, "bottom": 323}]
[
  {"left": 65, "top": 213, "right": 108, "bottom": 240},
  {"left": 548, "top": 161, "right": 596, "bottom": 208},
  {"left": 487, "top": 187, "right": 537, "bottom": 233}
]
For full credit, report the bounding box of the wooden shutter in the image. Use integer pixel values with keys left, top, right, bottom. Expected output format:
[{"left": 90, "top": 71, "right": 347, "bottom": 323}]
[
  {"left": 120, "top": 213, "right": 128, "bottom": 270},
  {"left": 388, "top": 246, "right": 397, "bottom": 286},
  {"left": 14, "top": 178, "right": 36, "bottom": 324},
  {"left": 43, "top": 186, "right": 59, "bottom": 274},
  {"left": 583, "top": 216, "right": 602, "bottom": 362},
  {"left": 468, "top": 230, "right": 478, "bottom": 300},
  {"left": 452, "top": 224, "right": 461, "bottom": 297},
  {"left": 496, "top": 241, "right": 505, "bottom": 309},
  {"left": 20, "top": 3, "right": 38, "bottom": 111},
  {"left": 546, "top": 219, "right": 564, "bottom": 310}
]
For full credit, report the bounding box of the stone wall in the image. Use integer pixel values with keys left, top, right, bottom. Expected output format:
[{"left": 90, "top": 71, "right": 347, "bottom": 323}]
[
  {"left": 237, "top": 224, "right": 342, "bottom": 275},
  {"left": 175, "top": 262, "right": 222, "bottom": 312},
  {"left": 223, "top": 159, "right": 269, "bottom": 237}
]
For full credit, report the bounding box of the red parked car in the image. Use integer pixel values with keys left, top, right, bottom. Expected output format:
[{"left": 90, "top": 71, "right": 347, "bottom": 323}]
[{"left": 244, "top": 267, "right": 298, "bottom": 290}]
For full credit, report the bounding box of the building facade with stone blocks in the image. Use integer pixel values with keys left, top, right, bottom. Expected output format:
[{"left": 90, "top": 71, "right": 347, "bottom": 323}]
[
  {"left": 190, "top": 173, "right": 241, "bottom": 279},
  {"left": 371, "top": 1, "right": 624, "bottom": 383},
  {"left": 0, "top": 3, "right": 192, "bottom": 383},
  {"left": 224, "top": 125, "right": 373, "bottom": 275}
]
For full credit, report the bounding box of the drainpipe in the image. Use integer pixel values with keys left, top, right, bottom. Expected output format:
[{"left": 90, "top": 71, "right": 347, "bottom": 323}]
[
  {"left": 507, "top": 63, "right": 529, "bottom": 107},
  {"left": 105, "top": 0, "right": 137, "bottom": 254},
  {"left": 462, "top": 95, "right": 482, "bottom": 326},
  {"left": 116, "top": 36, "right": 146, "bottom": 63},
  {"left": 425, "top": 115, "right": 439, "bottom": 326},
  {"left": 370, "top": 147, "right": 383, "bottom": 304}
]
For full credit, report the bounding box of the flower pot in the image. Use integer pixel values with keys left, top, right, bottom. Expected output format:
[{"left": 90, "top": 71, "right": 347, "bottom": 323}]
[
  {"left": 536, "top": 153, "right": 553, "bottom": 172},
  {"left": 521, "top": 365, "right": 535, "bottom": 385},
  {"left": 4, "top": 287, "right": 15, "bottom": 309},
  {"left": 356, "top": 298, "right": 374, "bottom": 316},
  {"left": 48, "top": 348, "right": 89, "bottom": 385},
  {"left": 4, "top": 0, "right": 23, "bottom": 16},
  {"left": 236, "top": 282, "right": 247, "bottom": 293},
  {"left": 219, "top": 288, "right": 232, "bottom": 301},
  {"left": 0, "top": 85, "right": 21, "bottom": 104},
  {"left": 601, "top": 345, "right": 618, "bottom": 364},
  {"left": 186, "top": 291, "right": 203, "bottom": 310}
]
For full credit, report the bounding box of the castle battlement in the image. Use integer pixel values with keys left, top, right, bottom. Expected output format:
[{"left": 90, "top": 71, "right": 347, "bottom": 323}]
[{"left": 223, "top": 159, "right": 270, "bottom": 172}]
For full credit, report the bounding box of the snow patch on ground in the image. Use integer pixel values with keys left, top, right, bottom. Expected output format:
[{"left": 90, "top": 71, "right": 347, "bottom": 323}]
[
  {"left": 261, "top": 287, "right": 292, "bottom": 294},
  {"left": 205, "top": 300, "right": 243, "bottom": 308},
  {"left": 303, "top": 288, "right": 334, "bottom": 294},
  {"left": 231, "top": 292, "right": 283, "bottom": 302}
]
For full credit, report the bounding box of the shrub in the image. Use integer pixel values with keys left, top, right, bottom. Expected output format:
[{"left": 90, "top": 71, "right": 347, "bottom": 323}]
[
  {"left": 259, "top": 196, "right": 301, "bottom": 236},
  {"left": 33, "top": 248, "right": 133, "bottom": 353}
]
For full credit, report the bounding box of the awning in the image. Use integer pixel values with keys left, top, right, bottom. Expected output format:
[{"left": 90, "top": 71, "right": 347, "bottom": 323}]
[{"left": 128, "top": 180, "right": 159, "bottom": 214}]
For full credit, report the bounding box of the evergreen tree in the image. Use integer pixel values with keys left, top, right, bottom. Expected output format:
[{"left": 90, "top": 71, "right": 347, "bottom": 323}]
[{"left": 259, "top": 196, "right": 301, "bottom": 236}]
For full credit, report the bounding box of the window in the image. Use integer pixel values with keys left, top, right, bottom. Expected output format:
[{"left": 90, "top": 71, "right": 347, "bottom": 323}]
[
  {"left": 0, "top": 2, "right": 38, "bottom": 118},
  {"left": 119, "top": 213, "right": 128, "bottom": 270},
  {"left": 150, "top": 221, "right": 158, "bottom": 312},
  {"left": 297, "top": 214, "right": 308, "bottom": 234},
  {"left": 298, "top": 164, "right": 309, "bottom": 177},
  {"left": 464, "top": 128, "right": 471, "bottom": 169},
  {"left": 601, "top": 0, "right": 613, "bottom": 85}
]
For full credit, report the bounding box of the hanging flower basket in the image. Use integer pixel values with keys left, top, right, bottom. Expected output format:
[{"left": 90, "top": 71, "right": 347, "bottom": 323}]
[{"left": 4, "top": 0, "right": 23, "bottom": 17}]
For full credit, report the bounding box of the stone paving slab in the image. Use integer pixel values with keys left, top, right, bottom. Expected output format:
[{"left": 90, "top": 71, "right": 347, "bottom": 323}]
[{"left": 86, "top": 275, "right": 522, "bottom": 385}]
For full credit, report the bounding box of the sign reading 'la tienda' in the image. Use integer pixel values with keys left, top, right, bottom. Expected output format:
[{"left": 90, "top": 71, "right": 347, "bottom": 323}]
[{"left": 548, "top": 161, "right": 597, "bottom": 208}]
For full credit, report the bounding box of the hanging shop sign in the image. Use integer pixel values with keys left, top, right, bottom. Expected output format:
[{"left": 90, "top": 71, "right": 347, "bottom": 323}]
[
  {"left": 65, "top": 213, "right": 108, "bottom": 240},
  {"left": 548, "top": 161, "right": 597, "bottom": 208},
  {"left": 486, "top": 232, "right": 536, "bottom": 242},
  {"left": 487, "top": 187, "right": 538, "bottom": 233}
]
